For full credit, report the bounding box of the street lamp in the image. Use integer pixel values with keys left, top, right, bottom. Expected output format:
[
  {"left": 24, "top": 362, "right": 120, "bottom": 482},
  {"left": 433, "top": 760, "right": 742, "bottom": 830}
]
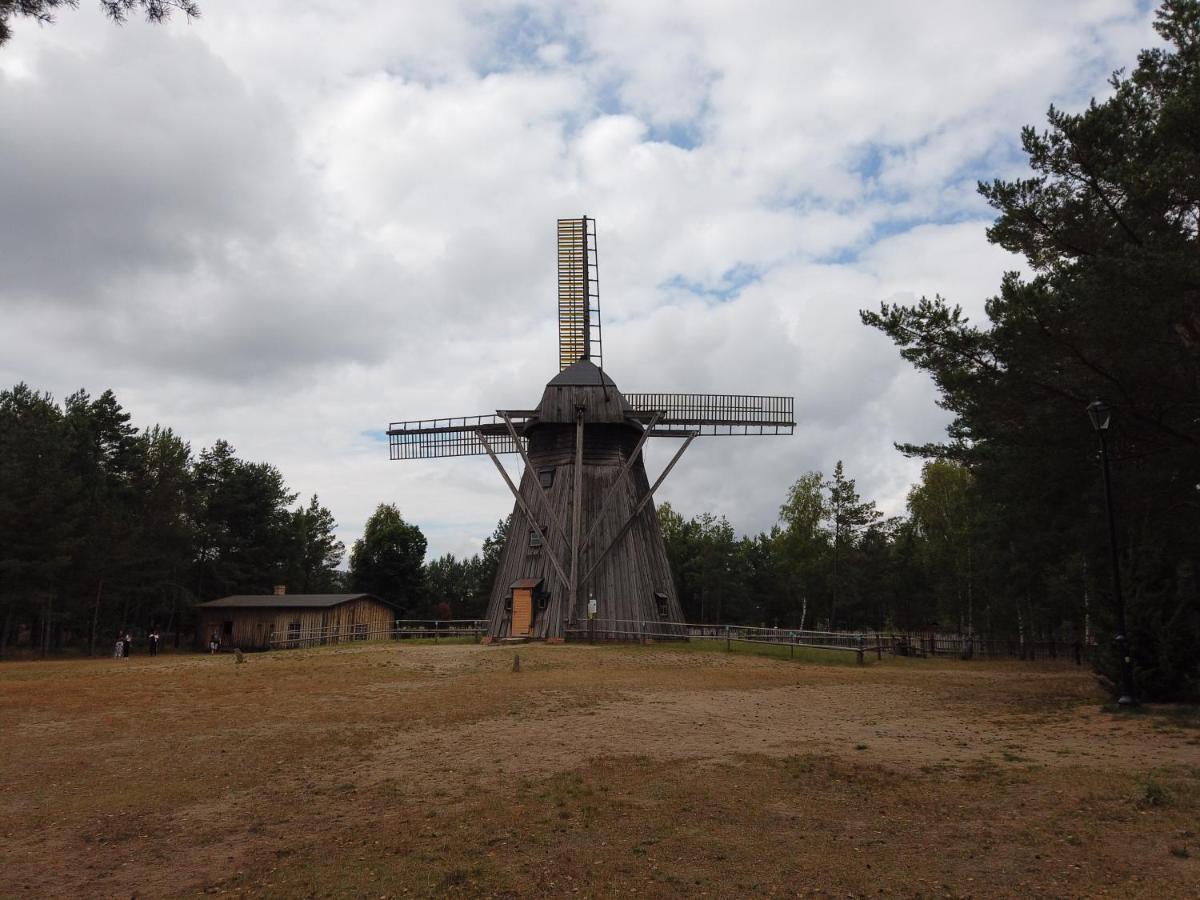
[{"left": 1087, "top": 399, "right": 1136, "bottom": 705}]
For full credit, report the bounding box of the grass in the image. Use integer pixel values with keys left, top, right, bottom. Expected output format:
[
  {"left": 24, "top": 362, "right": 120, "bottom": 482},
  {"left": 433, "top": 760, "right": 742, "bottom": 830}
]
[
  {"left": 2, "top": 641, "right": 1197, "bottom": 898},
  {"left": 652, "top": 636, "right": 871, "bottom": 666}
]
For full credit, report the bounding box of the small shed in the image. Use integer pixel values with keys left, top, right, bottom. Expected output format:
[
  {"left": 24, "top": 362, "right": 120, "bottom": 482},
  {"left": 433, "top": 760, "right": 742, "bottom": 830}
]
[{"left": 195, "top": 591, "right": 398, "bottom": 651}]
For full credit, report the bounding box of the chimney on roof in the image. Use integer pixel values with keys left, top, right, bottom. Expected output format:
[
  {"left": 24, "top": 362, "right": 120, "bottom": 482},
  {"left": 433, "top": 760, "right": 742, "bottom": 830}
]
[{"left": 273, "top": 584, "right": 286, "bottom": 596}]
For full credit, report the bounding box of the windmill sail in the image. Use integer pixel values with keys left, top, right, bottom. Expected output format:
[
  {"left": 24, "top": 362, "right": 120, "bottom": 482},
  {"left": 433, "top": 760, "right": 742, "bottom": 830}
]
[
  {"left": 558, "top": 216, "right": 601, "bottom": 371},
  {"left": 624, "top": 393, "right": 795, "bottom": 435},
  {"left": 386, "top": 414, "right": 531, "bottom": 459}
]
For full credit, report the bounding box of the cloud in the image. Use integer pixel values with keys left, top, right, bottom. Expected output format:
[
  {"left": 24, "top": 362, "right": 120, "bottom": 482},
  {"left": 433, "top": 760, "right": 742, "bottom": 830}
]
[{"left": 0, "top": 0, "right": 1161, "bottom": 560}]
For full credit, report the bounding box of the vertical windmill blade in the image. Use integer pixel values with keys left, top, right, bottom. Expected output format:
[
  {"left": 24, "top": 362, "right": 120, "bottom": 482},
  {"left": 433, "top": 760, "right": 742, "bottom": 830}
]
[{"left": 558, "top": 216, "right": 602, "bottom": 370}]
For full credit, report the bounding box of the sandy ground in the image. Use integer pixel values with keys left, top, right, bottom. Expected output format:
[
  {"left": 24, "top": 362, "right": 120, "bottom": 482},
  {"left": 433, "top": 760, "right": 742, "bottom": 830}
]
[{"left": 1, "top": 642, "right": 1197, "bottom": 898}]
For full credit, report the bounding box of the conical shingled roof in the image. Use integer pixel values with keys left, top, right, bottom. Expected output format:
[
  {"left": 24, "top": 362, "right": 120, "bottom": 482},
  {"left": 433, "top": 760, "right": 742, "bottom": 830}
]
[
  {"left": 537, "top": 359, "right": 633, "bottom": 424},
  {"left": 546, "top": 358, "right": 618, "bottom": 387}
]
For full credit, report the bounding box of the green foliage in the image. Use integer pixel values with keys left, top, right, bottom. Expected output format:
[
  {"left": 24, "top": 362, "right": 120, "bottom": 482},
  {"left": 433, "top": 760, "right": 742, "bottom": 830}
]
[
  {"left": 907, "top": 461, "right": 977, "bottom": 629},
  {"left": 193, "top": 440, "right": 297, "bottom": 598},
  {"left": 284, "top": 495, "right": 345, "bottom": 593},
  {"left": 0, "top": 385, "right": 75, "bottom": 652},
  {"left": 350, "top": 503, "right": 427, "bottom": 613},
  {"left": 0, "top": 384, "right": 355, "bottom": 656},
  {"left": 417, "top": 516, "right": 510, "bottom": 619},
  {"left": 826, "top": 461, "right": 882, "bottom": 626},
  {"left": 478, "top": 515, "right": 511, "bottom": 608},
  {"left": 862, "top": 0, "right": 1200, "bottom": 700},
  {"left": 659, "top": 503, "right": 758, "bottom": 623},
  {"left": 0, "top": 0, "right": 200, "bottom": 47}
]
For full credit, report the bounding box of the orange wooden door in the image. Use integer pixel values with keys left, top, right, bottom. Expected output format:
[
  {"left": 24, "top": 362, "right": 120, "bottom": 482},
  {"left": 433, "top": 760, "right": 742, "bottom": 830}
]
[{"left": 512, "top": 588, "right": 533, "bottom": 636}]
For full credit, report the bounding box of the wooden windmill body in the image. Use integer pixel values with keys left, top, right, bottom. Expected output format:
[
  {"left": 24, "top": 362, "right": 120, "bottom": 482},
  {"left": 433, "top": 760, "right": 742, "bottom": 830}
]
[{"left": 388, "top": 218, "right": 794, "bottom": 641}]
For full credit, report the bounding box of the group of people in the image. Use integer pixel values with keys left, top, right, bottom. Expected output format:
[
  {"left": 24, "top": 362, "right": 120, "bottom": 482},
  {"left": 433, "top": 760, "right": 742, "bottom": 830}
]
[{"left": 113, "top": 630, "right": 162, "bottom": 658}]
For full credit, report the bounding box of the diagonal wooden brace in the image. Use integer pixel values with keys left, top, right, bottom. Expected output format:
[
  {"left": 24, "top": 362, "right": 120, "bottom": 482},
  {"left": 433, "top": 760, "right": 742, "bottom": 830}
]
[
  {"left": 478, "top": 430, "right": 571, "bottom": 589},
  {"left": 580, "top": 411, "right": 661, "bottom": 553},
  {"left": 580, "top": 431, "right": 696, "bottom": 587},
  {"left": 500, "top": 412, "right": 569, "bottom": 548}
]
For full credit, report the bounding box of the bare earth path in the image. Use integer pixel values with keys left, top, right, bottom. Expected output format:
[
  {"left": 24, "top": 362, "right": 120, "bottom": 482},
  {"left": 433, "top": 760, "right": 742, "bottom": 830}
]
[{"left": 1, "top": 643, "right": 1197, "bottom": 898}]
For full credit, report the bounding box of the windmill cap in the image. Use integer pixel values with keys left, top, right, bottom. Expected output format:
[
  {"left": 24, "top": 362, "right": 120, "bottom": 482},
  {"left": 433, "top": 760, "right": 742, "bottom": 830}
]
[{"left": 547, "top": 359, "right": 618, "bottom": 388}]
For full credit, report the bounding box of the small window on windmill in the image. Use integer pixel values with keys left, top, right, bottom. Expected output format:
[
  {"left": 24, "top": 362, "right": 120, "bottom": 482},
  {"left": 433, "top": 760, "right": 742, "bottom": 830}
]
[
  {"left": 504, "top": 593, "right": 513, "bottom": 612},
  {"left": 537, "top": 589, "right": 548, "bottom": 611},
  {"left": 654, "top": 591, "right": 669, "bottom": 619},
  {"left": 538, "top": 468, "right": 554, "bottom": 489},
  {"left": 529, "top": 528, "right": 543, "bottom": 549}
]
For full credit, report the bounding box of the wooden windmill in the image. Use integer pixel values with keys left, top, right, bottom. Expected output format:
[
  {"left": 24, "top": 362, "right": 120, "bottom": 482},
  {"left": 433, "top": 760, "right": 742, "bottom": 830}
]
[{"left": 387, "top": 217, "right": 794, "bottom": 641}]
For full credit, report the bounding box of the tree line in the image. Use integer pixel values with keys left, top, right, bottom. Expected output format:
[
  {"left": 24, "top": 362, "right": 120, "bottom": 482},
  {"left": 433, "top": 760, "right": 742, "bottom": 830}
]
[
  {"left": 660, "top": 458, "right": 1000, "bottom": 638},
  {"left": 665, "top": 2, "right": 1199, "bottom": 701},
  {"left": 863, "top": 1, "right": 1198, "bottom": 701},
  {"left": 0, "top": 384, "right": 505, "bottom": 656}
]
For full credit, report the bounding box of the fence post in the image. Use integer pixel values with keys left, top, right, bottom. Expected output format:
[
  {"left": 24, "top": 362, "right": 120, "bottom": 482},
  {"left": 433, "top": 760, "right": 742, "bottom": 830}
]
[
  {"left": 434, "top": 621, "right": 439, "bottom": 643},
  {"left": 857, "top": 633, "right": 865, "bottom": 666},
  {"left": 876, "top": 631, "right": 882, "bottom": 660},
  {"left": 725, "top": 624, "right": 731, "bottom": 652}
]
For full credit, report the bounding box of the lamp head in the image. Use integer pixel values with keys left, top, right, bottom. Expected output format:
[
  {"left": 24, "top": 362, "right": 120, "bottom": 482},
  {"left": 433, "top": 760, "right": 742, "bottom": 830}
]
[{"left": 1087, "top": 399, "right": 1112, "bottom": 432}]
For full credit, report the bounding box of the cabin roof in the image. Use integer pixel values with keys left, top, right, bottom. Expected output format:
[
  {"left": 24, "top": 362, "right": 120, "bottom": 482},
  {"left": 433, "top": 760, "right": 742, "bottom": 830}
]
[
  {"left": 197, "top": 593, "right": 389, "bottom": 609},
  {"left": 510, "top": 578, "right": 544, "bottom": 590},
  {"left": 547, "top": 358, "right": 618, "bottom": 388}
]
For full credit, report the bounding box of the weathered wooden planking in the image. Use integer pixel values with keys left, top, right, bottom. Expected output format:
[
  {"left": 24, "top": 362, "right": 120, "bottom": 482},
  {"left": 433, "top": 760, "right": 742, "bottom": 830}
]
[
  {"left": 485, "top": 418, "right": 684, "bottom": 640},
  {"left": 196, "top": 597, "right": 396, "bottom": 650}
]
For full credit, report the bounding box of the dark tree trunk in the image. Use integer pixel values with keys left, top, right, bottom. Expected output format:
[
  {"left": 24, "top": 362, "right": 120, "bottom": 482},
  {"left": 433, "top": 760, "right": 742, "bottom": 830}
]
[
  {"left": 0, "top": 602, "right": 12, "bottom": 659},
  {"left": 40, "top": 595, "right": 51, "bottom": 659},
  {"left": 90, "top": 577, "right": 104, "bottom": 657}
]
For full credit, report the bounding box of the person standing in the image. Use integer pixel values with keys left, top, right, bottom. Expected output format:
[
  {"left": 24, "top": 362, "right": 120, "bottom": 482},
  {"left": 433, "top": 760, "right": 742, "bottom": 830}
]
[
  {"left": 114, "top": 633, "right": 124, "bottom": 658},
  {"left": 148, "top": 630, "right": 160, "bottom": 656},
  {"left": 209, "top": 632, "right": 219, "bottom": 654},
  {"left": 123, "top": 632, "right": 132, "bottom": 657}
]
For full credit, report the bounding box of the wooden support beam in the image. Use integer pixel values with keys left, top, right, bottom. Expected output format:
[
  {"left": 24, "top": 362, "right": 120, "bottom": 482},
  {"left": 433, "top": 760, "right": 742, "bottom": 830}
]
[
  {"left": 500, "top": 412, "right": 569, "bottom": 547},
  {"left": 579, "top": 411, "right": 660, "bottom": 554},
  {"left": 478, "top": 431, "right": 571, "bottom": 589},
  {"left": 569, "top": 410, "right": 584, "bottom": 622},
  {"left": 580, "top": 431, "right": 696, "bottom": 587}
]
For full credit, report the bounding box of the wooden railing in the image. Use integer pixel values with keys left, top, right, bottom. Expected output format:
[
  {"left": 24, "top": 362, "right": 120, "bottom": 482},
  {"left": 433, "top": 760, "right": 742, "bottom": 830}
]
[
  {"left": 263, "top": 616, "right": 1089, "bottom": 666},
  {"left": 563, "top": 620, "right": 1088, "bottom": 666},
  {"left": 564, "top": 619, "right": 884, "bottom": 664},
  {"left": 268, "top": 620, "right": 486, "bottom": 649}
]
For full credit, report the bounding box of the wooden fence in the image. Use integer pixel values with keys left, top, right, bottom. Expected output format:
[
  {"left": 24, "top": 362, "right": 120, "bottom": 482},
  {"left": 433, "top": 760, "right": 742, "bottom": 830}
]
[
  {"left": 883, "top": 631, "right": 1092, "bottom": 664},
  {"left": 565, "top": 619, "right": 885, "bottom": 664},
  {"left": 264, "top": 616, "right": 1090, "bottom": 667},
  {"left": 564, "top": 619, "right": 1090, "bottom": 666},
  {"left": 267, "top": 619, "right": 486, "bottom": 650}
]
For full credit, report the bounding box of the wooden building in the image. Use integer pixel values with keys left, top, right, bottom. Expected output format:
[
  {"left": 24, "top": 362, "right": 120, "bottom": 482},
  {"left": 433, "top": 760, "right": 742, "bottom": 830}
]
[{"left": 195, "top": 591, "right": 397, "bottom": 650}]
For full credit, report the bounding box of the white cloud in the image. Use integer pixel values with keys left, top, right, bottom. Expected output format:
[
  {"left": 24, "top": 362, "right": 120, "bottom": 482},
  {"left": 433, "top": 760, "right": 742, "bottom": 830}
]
[{"left": 0, "top": 0, "right": 1162, "bottom": 560}]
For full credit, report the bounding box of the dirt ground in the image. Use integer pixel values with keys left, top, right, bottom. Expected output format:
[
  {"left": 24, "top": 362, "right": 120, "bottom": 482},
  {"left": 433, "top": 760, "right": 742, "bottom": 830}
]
[{"left": 1, "top": 642, "right": 1197, "bottom": 898}]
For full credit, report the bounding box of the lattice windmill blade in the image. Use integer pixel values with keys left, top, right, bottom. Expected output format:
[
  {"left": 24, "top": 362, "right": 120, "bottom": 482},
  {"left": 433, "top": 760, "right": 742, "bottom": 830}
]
[
  {"left": 386, "top": 414, "right": 532, "bottom": 460},
  {"left": 558, "top": 216, "right": 602, "bottom": 371},
  {"left": 624, "top": 393, "right": 795, "bottom": 436}
]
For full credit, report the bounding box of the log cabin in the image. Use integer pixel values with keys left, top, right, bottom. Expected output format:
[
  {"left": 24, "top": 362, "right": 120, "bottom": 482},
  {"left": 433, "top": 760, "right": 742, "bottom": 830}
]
[{"left": 195, "top": 588, "right": 398, "bottom": 651}]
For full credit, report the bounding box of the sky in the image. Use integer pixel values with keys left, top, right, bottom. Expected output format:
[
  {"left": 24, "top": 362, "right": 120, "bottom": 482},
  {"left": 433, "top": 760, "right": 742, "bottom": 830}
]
[{"left": 0, "top": 0, "right": 1162, "bottom": 562}]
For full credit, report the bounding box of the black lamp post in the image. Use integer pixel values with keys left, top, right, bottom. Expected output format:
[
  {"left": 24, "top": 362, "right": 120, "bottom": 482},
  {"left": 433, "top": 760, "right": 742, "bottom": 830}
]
[{"left": 1087, "top": 399, "right": 1136, "bottom": 705}]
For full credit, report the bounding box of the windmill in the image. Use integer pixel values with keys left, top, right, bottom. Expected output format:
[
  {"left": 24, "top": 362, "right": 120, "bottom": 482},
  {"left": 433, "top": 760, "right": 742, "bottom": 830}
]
[{"left": 387, "top": 217, "right": 795, "bottom": 641}]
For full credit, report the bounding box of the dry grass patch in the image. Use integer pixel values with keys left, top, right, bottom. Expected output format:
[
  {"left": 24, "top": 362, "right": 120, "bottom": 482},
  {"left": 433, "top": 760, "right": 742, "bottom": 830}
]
[{"left": 1, "top": 642, "right": 1197, "bottom": 897}]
